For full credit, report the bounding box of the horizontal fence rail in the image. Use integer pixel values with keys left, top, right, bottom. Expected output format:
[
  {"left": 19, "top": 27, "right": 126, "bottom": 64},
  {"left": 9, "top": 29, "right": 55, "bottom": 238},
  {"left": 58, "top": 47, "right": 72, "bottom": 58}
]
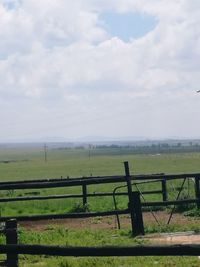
[
  {"left": 0, "top": 190, "right": 163, "bottom": 203},
  {"left": 0, "top": 244, "right": 200, "bottom": 257},
  {"left": 142, "top": 198, "right": 198, "bottom": 207},
  {"left": 0, "top": 217, "right": 200, "bottom": 267},
  {"left": 0, "top": 199, "right": 198, "bottom": 222},
  {"left": 0, "top": 164, "right": 199, "bottom": 225},
  {"left": 0, "top": 173, "right": 200, "bottom": 190},
  {"left": 0, "top": 176, "right": 126, "bottom": 190},
  {"left": 0, "top": 209, "right": 129, "bottom": 222}
]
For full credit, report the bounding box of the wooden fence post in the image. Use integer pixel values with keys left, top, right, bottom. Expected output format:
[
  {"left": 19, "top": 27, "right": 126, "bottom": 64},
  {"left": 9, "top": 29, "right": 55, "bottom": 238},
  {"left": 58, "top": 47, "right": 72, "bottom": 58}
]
[
  {"left": 195, "top": 177, "right": 200, "bottom": 209},
  {"left": 82, "top": 184, "right": 87, "bottom": 207},
  {"left": 132, "top": 191, "right": 144, "bottom": 236},
  {"left": 124, "top": 161, "right": 144, "bottom": 236},
  {"left": 161, "top": 178, "right": 167, "bottom": 202},
  {"left": 6, "top": 219, "right": 18, "bottom": 267}
]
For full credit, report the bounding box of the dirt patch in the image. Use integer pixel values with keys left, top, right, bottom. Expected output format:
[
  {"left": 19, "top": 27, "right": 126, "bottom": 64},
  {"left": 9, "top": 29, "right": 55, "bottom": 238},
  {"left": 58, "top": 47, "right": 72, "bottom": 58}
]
[
  {"left": 143, "top": 211, "right": 199, "bottom": 225},
  {"left": 19, "top": 211, "right": 200, "bottom": 231},
  {"left": 19, "top": 216, "right": 117, "bottom": 231},
  {"left": 145, "top": 232, "right": 200, "bottom": 245},
  {"left": 18, "top": 212, "right": 200, "bottom": 246}
]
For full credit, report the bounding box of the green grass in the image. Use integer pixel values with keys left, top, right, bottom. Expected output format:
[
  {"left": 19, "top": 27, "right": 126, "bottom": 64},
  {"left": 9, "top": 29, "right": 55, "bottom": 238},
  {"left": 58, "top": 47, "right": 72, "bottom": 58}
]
[
  {"left": 1, "top": 147, "right": 200, "bottom": 181},
  {"left": 1, "top": 226, "right": 200, "bottom": 267},
  {"left": 0, "top": 146, "right": 200, "bottom": 266},
  {"left": 0, "top": 147, "right": 199, "bottom": 216}
]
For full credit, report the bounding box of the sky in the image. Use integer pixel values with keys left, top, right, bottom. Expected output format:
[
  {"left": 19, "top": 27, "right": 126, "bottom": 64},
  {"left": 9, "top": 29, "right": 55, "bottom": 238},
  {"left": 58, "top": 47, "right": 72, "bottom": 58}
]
[{"left": 0, "top": 0, "right": 200, "bottom": 142}]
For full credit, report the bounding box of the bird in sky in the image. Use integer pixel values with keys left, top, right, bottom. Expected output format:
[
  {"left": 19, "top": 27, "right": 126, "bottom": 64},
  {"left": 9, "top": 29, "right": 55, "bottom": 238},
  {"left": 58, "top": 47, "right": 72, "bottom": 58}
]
[{"left": 197, "top": 90, "right": 200, "bottom": 93}]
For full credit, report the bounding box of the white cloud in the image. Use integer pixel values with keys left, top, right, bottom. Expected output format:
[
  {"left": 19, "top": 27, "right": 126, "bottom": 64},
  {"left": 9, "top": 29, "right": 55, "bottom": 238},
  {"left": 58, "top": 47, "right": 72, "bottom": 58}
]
[{"left": 0, "top": 0, "right": 200, "bottom": 141}]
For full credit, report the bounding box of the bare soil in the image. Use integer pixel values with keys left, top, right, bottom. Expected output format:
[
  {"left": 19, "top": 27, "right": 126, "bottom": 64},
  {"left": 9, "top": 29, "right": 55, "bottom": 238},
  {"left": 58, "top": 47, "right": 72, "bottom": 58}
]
[
  {"left": 19, "top": 211, "right": 200, "bottom": 244},
  {"left": 19, "top": 211, "right": 199, "bottom": 231},
  {"left": 145, "top": 232, "right": 200, "bottom": 244}
]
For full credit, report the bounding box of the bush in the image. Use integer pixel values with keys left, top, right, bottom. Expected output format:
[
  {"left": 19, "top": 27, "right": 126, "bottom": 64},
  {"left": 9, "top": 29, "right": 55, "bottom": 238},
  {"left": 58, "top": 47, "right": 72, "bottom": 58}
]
[{"left": 69, "top": 202, "right": 90, "bottom": 213}]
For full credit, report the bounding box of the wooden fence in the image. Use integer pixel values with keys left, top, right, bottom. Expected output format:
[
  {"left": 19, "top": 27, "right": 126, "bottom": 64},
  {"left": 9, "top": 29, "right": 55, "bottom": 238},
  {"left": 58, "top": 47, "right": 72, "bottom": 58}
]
[
  {"left": 0, "top": 162, "right": 198, "bottom": 235},
  {"left": 0, "top": 219, "right": 200, "bottom": 267},
  {"left": 0, "top": 162, "right": 199, "bottom": 219},
  {"left": 0, "top": 162, "right": 199, "bottom": 266},
  {"left": 0, "top": 176, "right": 199, "bottom": 204},
  {"left": 0, "top": 219, "right": 18, "bottom": 267}
]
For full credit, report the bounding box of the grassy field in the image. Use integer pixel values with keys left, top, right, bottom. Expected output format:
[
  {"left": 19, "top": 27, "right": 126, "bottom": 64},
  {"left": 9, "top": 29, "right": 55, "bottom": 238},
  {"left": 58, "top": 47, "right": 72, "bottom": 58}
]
[
  {"left": 0, "top": 146, "right": 199, "bottom": 216},
  {"left": 0, "top": 145, "right": 200, "bottom": 266},
  {"left": 1, "top": 226, "right": 200, "bottom": 267},
  {"left": 1, "top": 146, "right": 200, "bottom": 180}
]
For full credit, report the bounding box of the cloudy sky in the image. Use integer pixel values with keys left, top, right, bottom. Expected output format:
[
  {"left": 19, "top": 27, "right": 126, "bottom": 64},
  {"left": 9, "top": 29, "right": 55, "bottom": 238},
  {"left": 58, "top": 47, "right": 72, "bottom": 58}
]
[{"left": 0, "top": 0, "right": 200, "bottom": 142}]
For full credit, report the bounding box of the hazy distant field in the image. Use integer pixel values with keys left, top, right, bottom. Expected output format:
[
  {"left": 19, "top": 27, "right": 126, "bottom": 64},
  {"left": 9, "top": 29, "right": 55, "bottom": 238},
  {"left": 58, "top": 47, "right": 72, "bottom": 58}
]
[{"left": 1, "top": 145, "right": 200, "bottom": 181}]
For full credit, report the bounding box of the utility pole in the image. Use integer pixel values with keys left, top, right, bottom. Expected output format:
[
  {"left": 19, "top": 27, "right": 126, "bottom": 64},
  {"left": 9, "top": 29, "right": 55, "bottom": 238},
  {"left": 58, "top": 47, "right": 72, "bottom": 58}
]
[
  {"left": 88, "top": 144, "right": 92, "bottom": 160},
  {"left": 44, "top": 143, "right": 48, "bottom": 163}
]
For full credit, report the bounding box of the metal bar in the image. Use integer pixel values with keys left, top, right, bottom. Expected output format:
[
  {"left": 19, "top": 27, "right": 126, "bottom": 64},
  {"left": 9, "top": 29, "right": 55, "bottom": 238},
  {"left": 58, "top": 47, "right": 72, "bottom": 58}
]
[
  {"left": 167, "top": 178, "right": 187, "bottom": 225},
  {"left": 133, "top": 182, "right": 161, "bottom": 226},
  {"left": 112, "top": 185, "right": 127, "bottom": 230}
]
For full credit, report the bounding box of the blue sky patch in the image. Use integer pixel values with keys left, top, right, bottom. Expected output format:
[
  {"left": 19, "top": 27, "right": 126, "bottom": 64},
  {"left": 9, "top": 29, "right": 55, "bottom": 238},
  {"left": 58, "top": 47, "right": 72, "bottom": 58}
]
[
  {"left": 100, "top": 11, "right": 157, "bottom": 42},
  {"left": 2, "top": 0, "right": 21, "bottom": 10}
]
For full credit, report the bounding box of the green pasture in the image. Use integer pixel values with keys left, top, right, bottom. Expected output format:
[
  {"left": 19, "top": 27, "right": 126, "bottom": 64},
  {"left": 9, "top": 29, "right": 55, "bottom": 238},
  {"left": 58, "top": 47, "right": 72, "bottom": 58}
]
[
  {"left": 0, "top": 226, "right": 199, "bottom": 267},
  {"left": 1, "top": 147, "right": 200, "bottom": 180},
  {"left": 0, "top": 146, "right": 200, "bottom": 266},
  {"left": 0, "top": 147, "right": 199, "bottom": 216}
]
